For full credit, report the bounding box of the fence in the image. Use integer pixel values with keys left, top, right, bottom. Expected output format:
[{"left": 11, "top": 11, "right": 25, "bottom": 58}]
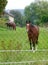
[
  {"left": 0, "top": 26, "right": 48, "bottom": 65},
  {"left": 0, "top": 49, "right": 48, "bottom": 65}
]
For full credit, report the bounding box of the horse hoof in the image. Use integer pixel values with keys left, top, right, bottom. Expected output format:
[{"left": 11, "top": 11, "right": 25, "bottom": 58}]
[
  {"left": 36, "top": 46, "right": 38, "bottom": 51},
  {"left": 33, "top": 50, "right": 35, "bottom": 53},
  {"left": 32, "top": 47, "right": 33, "bottom": 51},
  {"left": 36, "top": 48, "right": 37, "bottom": 51}
]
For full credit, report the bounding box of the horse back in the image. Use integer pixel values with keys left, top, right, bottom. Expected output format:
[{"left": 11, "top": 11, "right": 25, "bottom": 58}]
[{"left": 29, "top": 25, "right": 39, "bottom": 38}]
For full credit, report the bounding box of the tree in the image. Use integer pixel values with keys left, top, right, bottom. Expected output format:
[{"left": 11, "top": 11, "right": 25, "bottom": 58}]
[
  {"left": 24, "top": 0, "right": 48, "bottom": 25},
  {"left": 10, "top": 10, "right": 23, "bottom": 26},
  {"left": 0, "top": 0, "right": 7, "bottom": 16}
]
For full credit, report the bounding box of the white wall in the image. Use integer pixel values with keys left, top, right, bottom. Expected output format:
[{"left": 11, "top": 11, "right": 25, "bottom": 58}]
[{"left": 9, "top": 16, "right": 14, "bottom": 22}]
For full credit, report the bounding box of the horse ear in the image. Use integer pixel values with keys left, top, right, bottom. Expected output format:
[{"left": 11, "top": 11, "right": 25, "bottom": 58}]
[
  {"left": 29, "top": 20, "right": 31, "bottom": 23},
  {"left": 26, "top": 20, "right": 27, "bottom": 23}
]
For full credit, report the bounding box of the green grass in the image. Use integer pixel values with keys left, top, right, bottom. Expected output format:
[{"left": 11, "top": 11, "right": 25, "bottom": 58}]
[{"left": 0, "top": 27, "right": 48, "bottom": 65}]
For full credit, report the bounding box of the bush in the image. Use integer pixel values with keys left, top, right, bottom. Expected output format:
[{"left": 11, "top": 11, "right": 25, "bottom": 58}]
[{"left": 0, "top": 18, "right": 7, "bottom": 28}]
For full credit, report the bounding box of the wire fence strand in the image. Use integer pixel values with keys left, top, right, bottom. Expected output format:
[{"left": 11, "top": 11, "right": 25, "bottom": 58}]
[
  {"left": 0, "top": 49, "right": 48, "bottom": 52},
  {"left": 0, "top": 60, "right": 48, "bottom": 64}
]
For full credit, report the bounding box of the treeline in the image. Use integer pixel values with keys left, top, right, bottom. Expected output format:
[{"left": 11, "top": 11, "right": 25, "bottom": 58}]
[
  {"left": 24, "top": 0, "right": 48, "bottom": 26},
  {"left": 9, "top": 0, "right": 48, "bottom": 26},
  {"left": 1, "top": 0, "right": 48, "bottom": 27},
  {"left": 0, "top": 0, "right": 7, "bottom": 16}
]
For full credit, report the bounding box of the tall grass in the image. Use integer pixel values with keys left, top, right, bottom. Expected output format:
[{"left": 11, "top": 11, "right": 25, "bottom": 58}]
[{"left": 0, "top": 27, "right": 48, "bottom": 65}]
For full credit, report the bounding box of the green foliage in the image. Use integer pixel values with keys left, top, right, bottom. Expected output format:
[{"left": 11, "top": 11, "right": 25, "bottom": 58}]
[
  {"left": 24, "top": 0, "right": 48, "bottom": 25},
  {"left": 0, "top": 18, "right": 7, "bottom": 27},
  {"left": 0, "top": 0, "right": 7, "bottom": 16}
]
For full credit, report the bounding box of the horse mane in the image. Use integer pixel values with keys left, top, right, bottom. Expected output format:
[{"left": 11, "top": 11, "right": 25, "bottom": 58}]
[
  {"left": 28, "top": 20, "right": 34, "bottom": 27},
  {"left": 30, "top": 23, "right": 34, "bottom": 27}
]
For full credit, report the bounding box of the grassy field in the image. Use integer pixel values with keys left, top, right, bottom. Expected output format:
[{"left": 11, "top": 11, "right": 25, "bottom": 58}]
[{"left": 0, "top": 27, "right": 48, "bottom": 65}]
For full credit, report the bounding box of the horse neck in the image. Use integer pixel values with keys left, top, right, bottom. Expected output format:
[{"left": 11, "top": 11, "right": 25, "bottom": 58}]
[{"left": 30, "top": 24, "right": 34, "bottom": 29}]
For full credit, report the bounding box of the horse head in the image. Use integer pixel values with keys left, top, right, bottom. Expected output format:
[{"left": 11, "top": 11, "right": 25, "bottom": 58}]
[{"left": 26, "top": 20, "right": 31, "bottom": 32}]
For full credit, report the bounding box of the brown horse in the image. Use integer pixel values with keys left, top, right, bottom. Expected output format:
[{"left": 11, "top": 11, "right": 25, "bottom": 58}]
[
  {"left": 26, "top": 21, "right": 39, "bottom": 52},
  {"left": 5, "top": 22, "right": 16, "bottom": 30}
]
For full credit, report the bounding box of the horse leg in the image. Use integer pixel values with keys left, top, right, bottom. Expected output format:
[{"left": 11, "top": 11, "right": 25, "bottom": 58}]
[
  {"left": 32, "top": 42, "right": 36, "bottom": 52},
  {"left": 13, "top": 26, "right": 16, "bottom": 30},
  {"left": 30, "top": 42, "right": 32, "bottom": 50},
  {"left": 33, "top": 42, "right": 35, "bottom": 50},
  {"left": 29, "top": 39, "right": 32, "bottom": 50},
  {"left": 36, "top": 37, "right": 38, "bottom": 51},
  {"left": 14, "top": 27, "right": 16, "bottom": 30},
  {"left": 13, "top": 26, "right": 14, "bottom": 30}
]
